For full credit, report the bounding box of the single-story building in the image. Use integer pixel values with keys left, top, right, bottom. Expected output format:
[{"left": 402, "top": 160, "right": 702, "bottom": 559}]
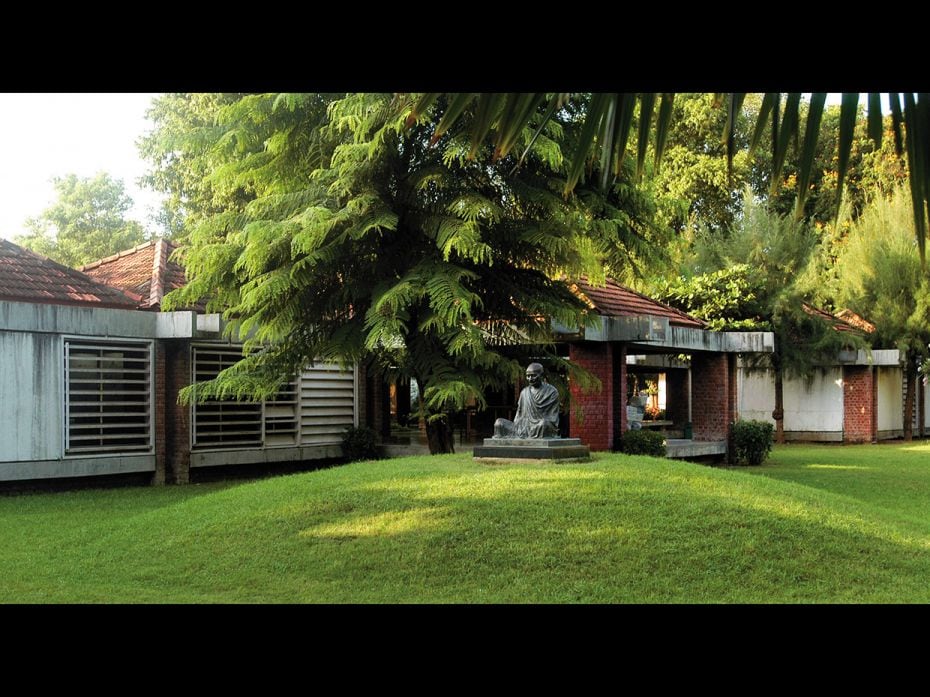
[
  {"left": 562, "top": 278, "right": 774, "bottom": 458},
  {"left": 2, "top": 238, "right": 778, "bottom": 481},
  {"left": 735, "top": 305, "right": 927, "bottom": 442},
  {"left": 0, "top": 239, "right": 365, "bottom": 484}
]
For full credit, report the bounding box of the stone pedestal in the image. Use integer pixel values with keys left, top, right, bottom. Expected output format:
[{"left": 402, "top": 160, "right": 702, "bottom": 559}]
[{"left": 473, "top": 437, "right": 591, "bottom": 461}]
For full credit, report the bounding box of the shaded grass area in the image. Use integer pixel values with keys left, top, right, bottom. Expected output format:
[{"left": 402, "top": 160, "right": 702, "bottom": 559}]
[{"left": 2, "top": 443, "right": 930, "bottom": 603}]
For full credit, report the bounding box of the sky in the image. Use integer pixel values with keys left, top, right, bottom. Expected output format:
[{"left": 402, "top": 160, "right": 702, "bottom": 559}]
[
  {"left": 0, "top": 93, "right": 887, "bottom": 244},
  {"left": 0, "top": 93, "right": 165, "bottom": 241}
]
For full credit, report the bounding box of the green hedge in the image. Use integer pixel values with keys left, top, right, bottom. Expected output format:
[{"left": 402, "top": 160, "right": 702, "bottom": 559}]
[
  {"left": 620, "top": 429, "right": 667, "bottom": 457},
  {"left": 342, "top": 425, "right": 380, "bottom": 461},
  {"left": 731, "top": 420, "right": 774, "bottom": 466}
]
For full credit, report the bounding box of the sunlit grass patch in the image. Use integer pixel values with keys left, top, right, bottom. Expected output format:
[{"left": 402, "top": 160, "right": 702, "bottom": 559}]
[{"left": 2, "top": 442, "right": 930, "bottom": 602}]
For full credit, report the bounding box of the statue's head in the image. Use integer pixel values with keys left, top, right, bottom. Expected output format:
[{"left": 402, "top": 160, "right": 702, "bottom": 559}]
[{"left": 525, "top": 362, "right": 544, "bottom": 387}]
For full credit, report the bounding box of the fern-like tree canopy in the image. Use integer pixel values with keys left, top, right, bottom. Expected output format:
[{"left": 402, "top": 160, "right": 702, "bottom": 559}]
[{"left": 150, "top": 93, "right": 668, "bottom": 453}]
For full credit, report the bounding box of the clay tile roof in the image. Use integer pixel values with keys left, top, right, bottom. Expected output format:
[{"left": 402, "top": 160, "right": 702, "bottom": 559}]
[
  {"left": 834, "top": 308, "right": 877, "bottom": 334},
  {"left": 0, "top": 239, "right": 142, "bottom": 309},
  {"left": 802, "top": 303, "right": 872, "bottom": 335},
  {"left": 572, "top": 276, "right": 706, "bottom": 329},
  {"left": 80, "top": 238, "right": 188, "bottom": 310}
]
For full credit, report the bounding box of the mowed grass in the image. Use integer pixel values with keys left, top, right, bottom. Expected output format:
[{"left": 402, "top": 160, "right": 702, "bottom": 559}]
[{"left": 2, "top": 442, "right": 930, "bottom": 603}]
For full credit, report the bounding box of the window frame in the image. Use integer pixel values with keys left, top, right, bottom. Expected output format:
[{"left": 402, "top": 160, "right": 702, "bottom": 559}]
[{"left": 62, "top": 336, "right": 155, "bottom": 458}]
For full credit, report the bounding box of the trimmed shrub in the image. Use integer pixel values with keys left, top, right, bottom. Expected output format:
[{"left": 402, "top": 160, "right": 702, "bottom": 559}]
[
  {"left": 342, "top": 425, "right": 380, "bottom": 462},
  {"left": 621, "top": 430, "right": 667, "bottom": 457},
  {"left": 731, "top": 420, "right": 774, "bottom": 466}
]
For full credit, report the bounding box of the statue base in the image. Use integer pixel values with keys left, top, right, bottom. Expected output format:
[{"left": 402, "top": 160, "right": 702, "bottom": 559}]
[{"left": 473, "top": 437, "right": 591, "bottom": 462}]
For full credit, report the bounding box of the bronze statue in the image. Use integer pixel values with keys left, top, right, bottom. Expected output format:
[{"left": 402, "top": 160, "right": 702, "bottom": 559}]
[{"left": 493, "top": 362, "right": 560, "bottom": 439}]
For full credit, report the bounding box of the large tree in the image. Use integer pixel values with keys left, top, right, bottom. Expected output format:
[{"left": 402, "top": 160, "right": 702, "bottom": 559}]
[
  {"left": 152, "top": 93, "right": 665, "bottom": 453},
  {"left": 833, "top": 186, "right": 930, "bottom": 440},
  {"left": 15, "top": 172, "right": 147, "bottom": 267},
  {"left": 138, "top": 93, "right": 248, "bottom": 243},
  {"left": 649, "top": 93, "right": 752, "bottom": 236},
  {"left": 660, "top": 194, "right": 864, "bottom": 443}
]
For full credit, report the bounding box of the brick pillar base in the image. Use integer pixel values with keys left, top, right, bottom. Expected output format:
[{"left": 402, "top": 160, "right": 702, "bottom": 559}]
[
  {"left": 569, "top": 343, "right": 623, "bottom": 451},
  {"left": 843, "top": 365, "right": 876, "bottom": 443},
  {"left": 690, "top": 352, "right": 731, "bottom": 441},
  {"left": 164, "top": 341, "right": 191, "bottom": 484}
]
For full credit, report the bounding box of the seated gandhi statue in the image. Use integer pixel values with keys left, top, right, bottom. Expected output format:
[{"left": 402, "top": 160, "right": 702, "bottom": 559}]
[{"left": 493, "top": 362, "right": 561, "bottom": 439}]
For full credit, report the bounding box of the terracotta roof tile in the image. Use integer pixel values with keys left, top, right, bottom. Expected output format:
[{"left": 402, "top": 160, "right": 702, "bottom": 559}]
[
  {"left": 802, "top": 303, "right": 871, "bottom": 335},
  {"left": 81, "top": 239, "right": 189, "bottom": 310},
  {"left": 834, "top": 308, "right": 876, "bottom": 334},
  {"left": 572, "top": 277, "right": 706, "bottom": 329},
  {"left": 0, "top": 239, "right": 142, "bottom": 309}
]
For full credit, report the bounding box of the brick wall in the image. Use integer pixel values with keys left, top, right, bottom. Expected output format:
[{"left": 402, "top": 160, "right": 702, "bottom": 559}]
[
  {"left": 691, "top": 352, "right": 732, "bottom": 441},
  {"left": 163, "top": 341, "right": 191, "bottom": 484},
  {"left": 569, "top": 343, "right": 624, "bottom": 451},
  {"left": 843, "top": 365, "right": 876, "bottom": 443},
  {"left": 152, "top": 343, "right": 166, "bottom": 485}
]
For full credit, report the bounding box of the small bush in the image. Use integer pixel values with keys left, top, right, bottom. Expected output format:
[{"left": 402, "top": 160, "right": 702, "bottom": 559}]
[
  {"left": 342, "top": 425, "right": 380, "bottom": 462},
  {"left": 620, "top": 430, "right": 667, "bottom": 457},
  {"left": 731, "top": 420, "right": 774, "bottom": 466}
]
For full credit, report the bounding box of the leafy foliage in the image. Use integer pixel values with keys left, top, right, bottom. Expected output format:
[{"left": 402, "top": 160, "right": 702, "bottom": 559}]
[
  {"left": 731, "top": 420, "right": 774, "bottom": 466},
  {"left": 14, "top": 173, "right": 148, "bottom": 267},
  {"left": 414, "top": 93, "right": 930, "bottom": 262},
  {"left": 661, "top": 195, "right": 866, "bottom": 443},
  {"left": 342, "top": 425, "right": 380, "bottom": 462},
  {"left": 833, "top": 186, "right": 930, "bottom": 438},
  {"left": 620, "top": 429, "right": 667, "bottom": 457},
  {"left": 649, "top": 94, "right": 752, "bottom": 235},
  {"left": 138, "top": 93, "right": 252, "bottom": 243},
  {"left": 660, "top": 264, "right": 768, "bottom": 332},
  {"left": 148, "top": 93, "right": 661, "bottom": 452}
]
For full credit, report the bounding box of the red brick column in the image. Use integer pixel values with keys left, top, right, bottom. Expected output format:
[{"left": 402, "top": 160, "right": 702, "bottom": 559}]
[
  {"left": 843, "top": 365, "right": 876, "bottom": 443},
  {"left": 569, "top": 342, "right": 623, "bottom": 451},
  {"left": 691, "top": 352, "right": 731, "bottom": 441},
  {"left": 164, "top": 341, "right": 191, "bottom": 484},
  {"left": 152, "top": 342, "right": 167, "bottom": 485}
]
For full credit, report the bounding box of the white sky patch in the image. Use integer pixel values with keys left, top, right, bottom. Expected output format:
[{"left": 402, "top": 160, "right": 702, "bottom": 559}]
[{"left": 0, "top": 93, "right": 166, "bottom": 241}]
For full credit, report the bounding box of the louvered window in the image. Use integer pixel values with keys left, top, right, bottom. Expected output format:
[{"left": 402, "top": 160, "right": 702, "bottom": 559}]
[
  {"left": 191, "top": 347, "right": 263, "bottom": 448},
  {"left": 265, "top": 379, "right": 299, "bottom": 446},
  {"left": 299, "top": 364, "right": 356, "bottom": 445},
  {"left": 64, "top": 340, "right": 153, "bottom": 455},
  {"left": 191, "top": 346, "right": 354, "bottom": 450}
]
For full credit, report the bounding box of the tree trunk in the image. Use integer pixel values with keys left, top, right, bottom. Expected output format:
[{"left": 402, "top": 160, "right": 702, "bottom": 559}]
[
  {"left": 425, "top": 415, "right": 455, "bottom": 454},
  {"left": 772, "top": 364, "right": 786, "bottom": 445},
  {"left": 904, "top": 354, "right": 916, "bottom": 442},
  {"left": 415, "top": 377, "right": 456, "bottom": 454}
]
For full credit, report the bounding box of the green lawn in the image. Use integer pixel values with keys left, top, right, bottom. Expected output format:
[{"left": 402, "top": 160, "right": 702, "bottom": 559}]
[{"left": 2, "top": 442, "right": 930, "bottom": 603}]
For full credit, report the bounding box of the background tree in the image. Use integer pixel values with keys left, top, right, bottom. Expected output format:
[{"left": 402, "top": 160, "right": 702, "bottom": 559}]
[
  {"left": 411, "top": 92, "right": 930, "bottom": 261},
  {"left": 138, "top": 93, "right": 250, "bottom": 243},
  {"left": 153, "top": 93, "right": 666, "bottom": 453},
  {"left": 832, "top": 186, "right": 930, "bottom": 440},
  {"left": 649, "top": 93, "right": 752, "bottom": 236},
  {"left": 14, "top": 172, "right": 148, "bottom": 267},
  {"left": 660, "top": 193, "right": 863, "bottom": 443}
]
